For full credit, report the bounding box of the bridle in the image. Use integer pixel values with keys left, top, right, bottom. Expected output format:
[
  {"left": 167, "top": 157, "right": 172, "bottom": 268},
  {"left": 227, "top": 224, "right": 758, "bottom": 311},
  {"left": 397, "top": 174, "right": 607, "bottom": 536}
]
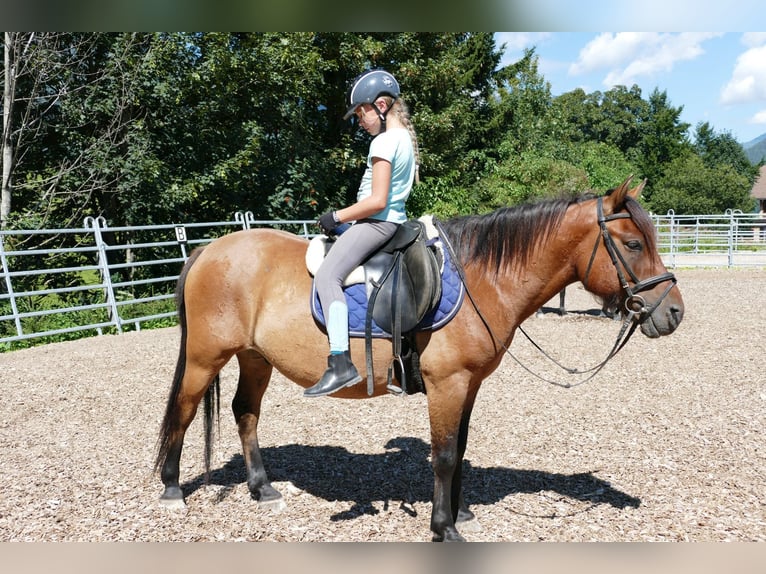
[
  {"left": 583, "top": 197, "right": 677, "bottom": 322},
  {"left": 435, "top": 196, "right": 678, "bottom": 388}
]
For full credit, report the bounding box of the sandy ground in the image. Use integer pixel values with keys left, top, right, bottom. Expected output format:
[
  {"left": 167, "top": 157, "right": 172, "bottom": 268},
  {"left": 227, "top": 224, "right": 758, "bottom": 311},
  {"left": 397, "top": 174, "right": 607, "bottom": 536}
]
[{"left": 0, "top": 268, "right": 764, "bottom": 542}]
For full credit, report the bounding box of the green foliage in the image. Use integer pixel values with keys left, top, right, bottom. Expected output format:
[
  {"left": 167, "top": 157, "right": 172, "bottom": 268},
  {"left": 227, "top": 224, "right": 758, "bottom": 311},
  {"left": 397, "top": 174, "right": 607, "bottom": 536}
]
[
  {"left": 649, "top": 153, "right": 756, "bottom": 214},
  {"left": 473, "top": 150, "right": 588, "bottom": 212},
  {"left": 5, "top": 33, "right": 759, "bottom": 228},
  {"left": 635, "top": 89, "right": 692, "bottom": 200},
  {"left": 569, "top": 141, "right": 642, "bottom": 191},
  {"left": 5, "top": 32, "right": 766, "bottom": 348},
  {"left": 549, "top": 85, "right": 648, "bottom": 153},
  {"left": 693, "top": 122, "right": 759, "bottom": 183}
]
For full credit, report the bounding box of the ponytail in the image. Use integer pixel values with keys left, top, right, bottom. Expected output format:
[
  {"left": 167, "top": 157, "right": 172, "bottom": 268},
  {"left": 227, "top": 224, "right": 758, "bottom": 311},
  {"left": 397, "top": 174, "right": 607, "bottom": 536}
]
[{"left": 382, "top": 97, "right": 421, "bottom": 184}]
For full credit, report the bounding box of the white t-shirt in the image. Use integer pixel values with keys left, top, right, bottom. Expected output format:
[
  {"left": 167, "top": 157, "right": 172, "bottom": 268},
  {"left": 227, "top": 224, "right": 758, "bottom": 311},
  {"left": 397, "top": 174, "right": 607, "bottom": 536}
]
[{"left": 356, "top": 128, "right": 415, "bottom": 223}]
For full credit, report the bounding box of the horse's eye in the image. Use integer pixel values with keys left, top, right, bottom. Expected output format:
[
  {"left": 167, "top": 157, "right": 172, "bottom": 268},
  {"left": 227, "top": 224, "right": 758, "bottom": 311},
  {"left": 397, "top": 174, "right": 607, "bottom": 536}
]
[{"left": 625, "top": 240, "right": 642, "bottom": 251}]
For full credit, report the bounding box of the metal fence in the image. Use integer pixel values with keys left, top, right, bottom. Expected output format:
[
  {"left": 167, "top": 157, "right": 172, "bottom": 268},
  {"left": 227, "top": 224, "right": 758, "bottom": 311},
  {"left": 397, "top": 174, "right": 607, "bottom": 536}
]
[
  {"left": 2, "top": 210, "right": 765, "bottom": 348},
  {"left": 651, "top": 210, "right": 766, "bottom": 267},
  {"left": 0, "top": 212, "right": 316, "bottom": 347}
]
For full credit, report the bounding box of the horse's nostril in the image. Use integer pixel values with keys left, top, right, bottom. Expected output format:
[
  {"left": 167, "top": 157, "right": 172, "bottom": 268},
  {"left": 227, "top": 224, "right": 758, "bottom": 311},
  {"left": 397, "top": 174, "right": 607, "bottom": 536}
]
[{"left": 670, "top": 304, "right": 684, "bottom": 326}]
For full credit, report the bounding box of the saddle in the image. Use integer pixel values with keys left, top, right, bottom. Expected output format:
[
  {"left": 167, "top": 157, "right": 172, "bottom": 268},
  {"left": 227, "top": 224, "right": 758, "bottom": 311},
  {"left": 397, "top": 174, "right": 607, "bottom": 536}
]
[
  {"left": 366, "top": 220, "right": 442, "bottom": 334},
  {"left": 308, "top": 219, "right": 444, "bottom": 395}
]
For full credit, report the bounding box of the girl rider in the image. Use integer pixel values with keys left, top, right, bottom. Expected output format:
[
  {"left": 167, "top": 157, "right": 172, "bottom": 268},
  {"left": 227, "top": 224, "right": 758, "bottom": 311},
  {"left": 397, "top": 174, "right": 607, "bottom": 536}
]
[{"left": 304, "top": 69, "right": 420, "bottom": 397}]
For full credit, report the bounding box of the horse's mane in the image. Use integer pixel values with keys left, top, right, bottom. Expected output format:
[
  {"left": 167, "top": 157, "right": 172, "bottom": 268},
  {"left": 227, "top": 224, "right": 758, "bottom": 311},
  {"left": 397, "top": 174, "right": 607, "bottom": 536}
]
[
  {"left": 437, "top": 189, "right": 657, "bottom": 276},
  {"left": 437, "top": 195, "right": 584, "bottom": 276}
]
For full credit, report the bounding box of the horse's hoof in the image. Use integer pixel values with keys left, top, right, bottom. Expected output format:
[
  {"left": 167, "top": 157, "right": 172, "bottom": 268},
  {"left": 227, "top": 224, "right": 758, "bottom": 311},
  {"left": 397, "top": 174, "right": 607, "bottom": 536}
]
[
  {"left": 159, "top": 486, "right": 186, "bottom": 510},
  {"left": 254, "top": 484, "right": 286, "bottom": 512},
  {"left": 432, "top": 527, "right": 466, "bottom": 542}
]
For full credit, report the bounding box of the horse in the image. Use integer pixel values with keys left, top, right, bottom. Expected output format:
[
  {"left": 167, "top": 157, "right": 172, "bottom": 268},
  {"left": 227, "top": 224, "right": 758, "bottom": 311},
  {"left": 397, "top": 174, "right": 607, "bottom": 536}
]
[{"left": 155, "top": 176, "right": 684, "bottom": 541}]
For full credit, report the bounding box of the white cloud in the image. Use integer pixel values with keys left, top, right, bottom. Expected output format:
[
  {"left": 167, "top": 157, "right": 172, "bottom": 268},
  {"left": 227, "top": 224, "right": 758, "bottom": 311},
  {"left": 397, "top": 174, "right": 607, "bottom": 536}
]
[
  {"left": 569, "top": 32, "right": 648, "bottom": 76},
  {"left": 495, "top": 33, "right": 551, "bottom": 57},
  {"left": 741, "top": 33, "right": 766, "bottom": 48},
  {"left": 750, "top": 110, "right": 766, "bottom": 125},
  {"left": 569, "top": 32, "right": 722, "bottom": 88},
  {"left": 720, "top": 45, "right": 766, "bottom": 104}
]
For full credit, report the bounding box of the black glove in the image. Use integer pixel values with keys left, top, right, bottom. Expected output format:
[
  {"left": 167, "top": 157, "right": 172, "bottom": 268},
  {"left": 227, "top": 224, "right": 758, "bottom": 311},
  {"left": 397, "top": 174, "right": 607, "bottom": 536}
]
[{"left": 318, "top": 211, "right": 339, "bottom": 236}]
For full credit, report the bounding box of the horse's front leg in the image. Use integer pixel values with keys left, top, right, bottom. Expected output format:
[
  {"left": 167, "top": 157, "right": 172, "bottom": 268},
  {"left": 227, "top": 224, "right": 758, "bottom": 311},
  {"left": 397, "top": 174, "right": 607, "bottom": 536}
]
[
  {"left": 430, "top": 433, "right": 463, "bottom": 542},
  {"left": 233, "top": 351, "right": 285, "bottom": 511},
  {"left": 454, "top": 406, "right": 480, "bottom": 529},
  {"left": 428, "top": 383, "right": 478, "bottom": 541}
]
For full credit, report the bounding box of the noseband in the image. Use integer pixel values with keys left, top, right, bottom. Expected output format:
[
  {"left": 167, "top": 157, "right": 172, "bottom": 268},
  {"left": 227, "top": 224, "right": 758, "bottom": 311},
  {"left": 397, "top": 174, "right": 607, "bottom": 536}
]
[{"left": 583, "top": 197, "right": 677, "bottom": 323}]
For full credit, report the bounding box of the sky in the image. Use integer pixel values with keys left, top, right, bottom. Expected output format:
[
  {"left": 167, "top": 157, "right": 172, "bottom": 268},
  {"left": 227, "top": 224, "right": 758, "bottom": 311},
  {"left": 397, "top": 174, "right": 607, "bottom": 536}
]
[{"left": 495, "top": 32, "right": 766, "bottom": 146}]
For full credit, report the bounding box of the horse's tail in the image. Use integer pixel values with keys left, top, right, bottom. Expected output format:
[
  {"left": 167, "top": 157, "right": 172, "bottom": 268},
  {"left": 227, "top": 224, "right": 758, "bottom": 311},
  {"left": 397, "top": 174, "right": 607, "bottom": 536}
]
[{"left": 155, "top": 247, "right": 220, "bottom": 478}]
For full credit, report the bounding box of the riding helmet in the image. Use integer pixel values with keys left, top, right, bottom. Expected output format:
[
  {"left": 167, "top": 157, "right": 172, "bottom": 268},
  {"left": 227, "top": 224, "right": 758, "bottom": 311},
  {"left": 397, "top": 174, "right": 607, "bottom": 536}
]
[{"left": 343, "top": 69, "right": 400, "bottom": 120}]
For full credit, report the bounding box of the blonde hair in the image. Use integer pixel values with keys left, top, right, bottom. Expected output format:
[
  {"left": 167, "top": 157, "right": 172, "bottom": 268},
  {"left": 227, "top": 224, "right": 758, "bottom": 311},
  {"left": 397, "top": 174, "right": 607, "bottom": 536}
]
[{"left": 380, "top": 96, "right": 421, "bottom": 184}]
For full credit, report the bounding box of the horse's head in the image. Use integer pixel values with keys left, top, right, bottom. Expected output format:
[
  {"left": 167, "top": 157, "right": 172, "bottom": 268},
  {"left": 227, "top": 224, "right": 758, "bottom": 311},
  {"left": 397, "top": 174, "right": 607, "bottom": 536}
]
[{"left": 576, "top": 176, "right": 684, "bottom": 337}]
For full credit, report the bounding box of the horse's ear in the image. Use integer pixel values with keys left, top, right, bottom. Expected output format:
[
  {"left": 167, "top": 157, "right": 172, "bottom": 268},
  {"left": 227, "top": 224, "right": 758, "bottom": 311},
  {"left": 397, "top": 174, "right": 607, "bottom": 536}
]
[
  {"left": 603, "top": 175, "right": 644, "bottom": 214},
  {"left": 628, "top": 178, "right": 646, "bottom": 200}
]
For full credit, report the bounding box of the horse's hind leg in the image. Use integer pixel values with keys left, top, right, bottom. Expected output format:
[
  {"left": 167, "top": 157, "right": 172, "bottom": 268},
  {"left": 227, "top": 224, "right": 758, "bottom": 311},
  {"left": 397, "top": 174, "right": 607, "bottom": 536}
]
[
  {"left": 158, "top": 361, "right": 219, "bottom": 508},
  {"left": 233, "top": 350, "right": 285, "bottom": 511}
]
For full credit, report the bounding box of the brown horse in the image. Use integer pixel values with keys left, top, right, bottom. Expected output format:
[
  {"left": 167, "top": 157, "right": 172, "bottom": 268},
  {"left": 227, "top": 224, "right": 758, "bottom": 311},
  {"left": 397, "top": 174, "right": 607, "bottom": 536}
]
[{"left": 155, "top": 176, "right": 684, "bottom": 541}]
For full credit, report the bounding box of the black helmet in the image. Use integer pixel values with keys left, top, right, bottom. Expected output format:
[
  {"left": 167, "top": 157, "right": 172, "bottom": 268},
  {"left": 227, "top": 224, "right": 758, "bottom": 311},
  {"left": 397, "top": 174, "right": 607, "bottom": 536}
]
[{"left": 343, "top": 69, "right": 400, "bottom": 120}]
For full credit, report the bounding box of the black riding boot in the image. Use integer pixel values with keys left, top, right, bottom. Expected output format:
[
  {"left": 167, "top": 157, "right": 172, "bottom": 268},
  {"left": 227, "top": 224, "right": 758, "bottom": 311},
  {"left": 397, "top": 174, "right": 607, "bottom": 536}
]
[{"left": 304, "top": 351, "right": 362, "bottom": 398}]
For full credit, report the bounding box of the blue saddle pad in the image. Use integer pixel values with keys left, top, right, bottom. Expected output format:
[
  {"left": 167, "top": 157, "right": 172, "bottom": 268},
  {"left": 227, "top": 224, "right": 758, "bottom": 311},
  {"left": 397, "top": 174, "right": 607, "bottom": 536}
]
[{"left": 311, "top": 241, "right": 465, "bottom": 338}]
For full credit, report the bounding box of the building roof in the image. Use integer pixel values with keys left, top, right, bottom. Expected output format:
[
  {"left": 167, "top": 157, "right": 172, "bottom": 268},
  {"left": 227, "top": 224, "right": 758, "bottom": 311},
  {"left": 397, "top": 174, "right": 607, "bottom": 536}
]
[{"left": 752, "top": 165, "right": 766, "bottom": 200}]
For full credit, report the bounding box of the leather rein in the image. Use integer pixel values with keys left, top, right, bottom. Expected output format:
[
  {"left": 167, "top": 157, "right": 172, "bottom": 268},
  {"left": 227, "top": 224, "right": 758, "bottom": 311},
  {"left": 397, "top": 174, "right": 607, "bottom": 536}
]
[{"left": 435, "top": 197, "right": 677, "bottom": 388}]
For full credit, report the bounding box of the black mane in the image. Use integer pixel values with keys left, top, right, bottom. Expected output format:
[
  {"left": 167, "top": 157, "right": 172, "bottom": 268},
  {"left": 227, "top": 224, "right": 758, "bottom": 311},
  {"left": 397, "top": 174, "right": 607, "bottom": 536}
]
[{"left": 436, "top": 190, "right": 657, "bottom": 276}]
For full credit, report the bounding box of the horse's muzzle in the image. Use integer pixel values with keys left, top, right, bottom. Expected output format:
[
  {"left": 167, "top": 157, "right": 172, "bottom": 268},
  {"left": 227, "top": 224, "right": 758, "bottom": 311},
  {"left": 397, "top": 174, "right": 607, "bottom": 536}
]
[{"left": 638, "top": 295, "right": 684, "bottom": 338}]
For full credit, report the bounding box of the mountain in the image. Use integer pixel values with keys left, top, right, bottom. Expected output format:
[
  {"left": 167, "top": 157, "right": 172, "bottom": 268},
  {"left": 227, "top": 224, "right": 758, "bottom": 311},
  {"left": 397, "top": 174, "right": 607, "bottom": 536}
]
[
  {"left": 743, "top": 133, "right": 766, "bottom": 147},
  {"left": 742, "top": 133, "right": 766, "bottom": 165}
]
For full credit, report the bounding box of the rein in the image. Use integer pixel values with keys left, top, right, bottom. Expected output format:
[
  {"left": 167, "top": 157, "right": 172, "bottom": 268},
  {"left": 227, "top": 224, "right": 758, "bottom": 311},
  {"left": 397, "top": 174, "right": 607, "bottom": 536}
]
[{"left": 434, "top": 197, "right": 677, "bottom": 389}]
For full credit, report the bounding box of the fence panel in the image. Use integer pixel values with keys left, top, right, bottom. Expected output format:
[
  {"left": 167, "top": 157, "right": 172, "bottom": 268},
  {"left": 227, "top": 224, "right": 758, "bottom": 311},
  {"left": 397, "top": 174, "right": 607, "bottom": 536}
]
[
  {"left": 1, "top": 211, "right": 765, "bottom": 348},
  {"left": 652, "top": 210, "right": 766, "bottom": 267},
  {"left": 1, "top": 214, "right": 313, "bottom": 347}
]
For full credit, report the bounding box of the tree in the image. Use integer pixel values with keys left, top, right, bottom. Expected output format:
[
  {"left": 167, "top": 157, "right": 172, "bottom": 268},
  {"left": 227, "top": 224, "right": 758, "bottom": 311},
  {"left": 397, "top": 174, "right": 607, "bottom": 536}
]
[
  {"left": 489, "top": 47, "right": 552, "bottom": 155},
  {"left": 636, "top": 88, "right": 691, "bottom": 201},
  {"left": 650, "top": 152, "right": 755, "bottom": 214},
  {"left": 693, "top": 121, "right": 758, "bottom": 183},
  {"left": 140, "top": 32, "right": 335, "bottom": 223},
  {"left": 5, "top": 32, "right": 756, "bottom": 231},
  {"left": 438, "top": 47, "right": 562, "bottom": 215},
  {"left": 3, "top": 33, "right": 510, "bottom": 227},
  {"left": 550, "top": 85, "right": 648, "bottom": 155},
  {"left": 2, "top": 33, "right": 157, "bottom": 230}
]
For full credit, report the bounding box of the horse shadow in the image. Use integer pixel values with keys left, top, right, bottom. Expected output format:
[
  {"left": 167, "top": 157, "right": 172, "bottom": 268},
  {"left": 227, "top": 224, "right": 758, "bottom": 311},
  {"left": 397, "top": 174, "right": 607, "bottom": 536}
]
[{"left": 180, "top": 436, "right": 640, "bottom": 521}]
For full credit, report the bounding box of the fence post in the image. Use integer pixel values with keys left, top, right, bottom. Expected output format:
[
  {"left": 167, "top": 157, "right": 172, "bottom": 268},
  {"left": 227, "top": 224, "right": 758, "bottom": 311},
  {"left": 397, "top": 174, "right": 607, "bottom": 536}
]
[
  {"left": 85, "top": 216, "right": 123, "bottom": 334},
  {"left": 174, "top": 225, "right": 189, "bottom": 261},
  {"left": 243, "top": 211, "right": 256, "bottom": 230},
  {"left": 0, "top": 234, "right": 23, "bottom": 338},
  {"left": 725, "top": 209, "right": 741, "bottom": 267},
  {"left": 236, "top": 211, "right": 250, "bottom": 230},
  {"left": 694, "top": 216, "right": 700, "bottom": 254},
  {"left": 666, "top": 209, "right": 676, "bottom": 268}
]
